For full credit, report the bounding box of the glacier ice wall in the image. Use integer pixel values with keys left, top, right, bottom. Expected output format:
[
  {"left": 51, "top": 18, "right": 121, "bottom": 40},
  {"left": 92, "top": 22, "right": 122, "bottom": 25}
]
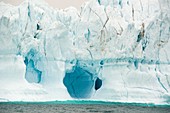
[{"left": 0, "top": 0, "right": 170, "bottom": 104}]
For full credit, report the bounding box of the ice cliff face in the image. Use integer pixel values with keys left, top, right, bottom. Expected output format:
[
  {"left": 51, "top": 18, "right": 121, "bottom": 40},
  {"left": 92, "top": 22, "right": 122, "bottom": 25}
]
[{"left": 0, "top": 0, "right": 170, "bottom": 104}]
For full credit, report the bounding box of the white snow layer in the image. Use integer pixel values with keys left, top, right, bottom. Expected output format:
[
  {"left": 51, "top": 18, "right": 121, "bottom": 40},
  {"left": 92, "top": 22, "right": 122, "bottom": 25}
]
[{"left": 0, "top": 0, "right": 170, "bottom": 105}]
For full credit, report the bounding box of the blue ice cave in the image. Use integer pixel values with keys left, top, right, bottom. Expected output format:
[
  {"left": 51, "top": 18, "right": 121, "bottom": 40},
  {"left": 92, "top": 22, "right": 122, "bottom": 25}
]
[
  {"left": 63, "top": 66, "right": 94, "bottom": 98},
  {"left": 63, "top": 64, "right": 102, "bottom": 98},
  {"left": 24, "top": 49, "right": 42, "bottom": 83}
]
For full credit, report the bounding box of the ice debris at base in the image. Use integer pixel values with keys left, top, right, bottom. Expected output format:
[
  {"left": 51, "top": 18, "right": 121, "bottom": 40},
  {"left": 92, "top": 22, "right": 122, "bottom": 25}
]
[{"left": 0, "top": 0, "right": 170, "bottom": 104}]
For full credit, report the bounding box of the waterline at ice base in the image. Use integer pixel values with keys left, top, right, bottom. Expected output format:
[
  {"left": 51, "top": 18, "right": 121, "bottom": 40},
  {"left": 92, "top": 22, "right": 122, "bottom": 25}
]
[{"left": 0, "top": 0, "right": 170, "bottom": 105}]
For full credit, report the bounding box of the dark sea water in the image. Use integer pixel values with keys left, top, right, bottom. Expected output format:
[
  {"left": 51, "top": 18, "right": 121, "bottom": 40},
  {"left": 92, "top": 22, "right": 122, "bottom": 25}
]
[{"left": 0, "top": 101, "right": 170, "bottom": 113}]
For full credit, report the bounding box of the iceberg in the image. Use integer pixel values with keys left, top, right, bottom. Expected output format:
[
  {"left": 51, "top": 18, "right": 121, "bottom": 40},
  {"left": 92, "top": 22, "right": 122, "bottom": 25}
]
[{"left": 0, "top": 0, "right": 170, "bottom": 105}]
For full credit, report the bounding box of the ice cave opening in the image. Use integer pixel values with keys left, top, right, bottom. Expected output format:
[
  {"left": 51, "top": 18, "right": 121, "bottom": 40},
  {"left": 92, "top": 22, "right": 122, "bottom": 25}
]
[
  {"left": 95, "top": 77, "right": 102, "bottom": 91},
  {"left": 24, "top": 49, "right": 42, "bottom": 83},
  {"left": 63, "top": 64, "right": 102, "bottom": 98}
]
